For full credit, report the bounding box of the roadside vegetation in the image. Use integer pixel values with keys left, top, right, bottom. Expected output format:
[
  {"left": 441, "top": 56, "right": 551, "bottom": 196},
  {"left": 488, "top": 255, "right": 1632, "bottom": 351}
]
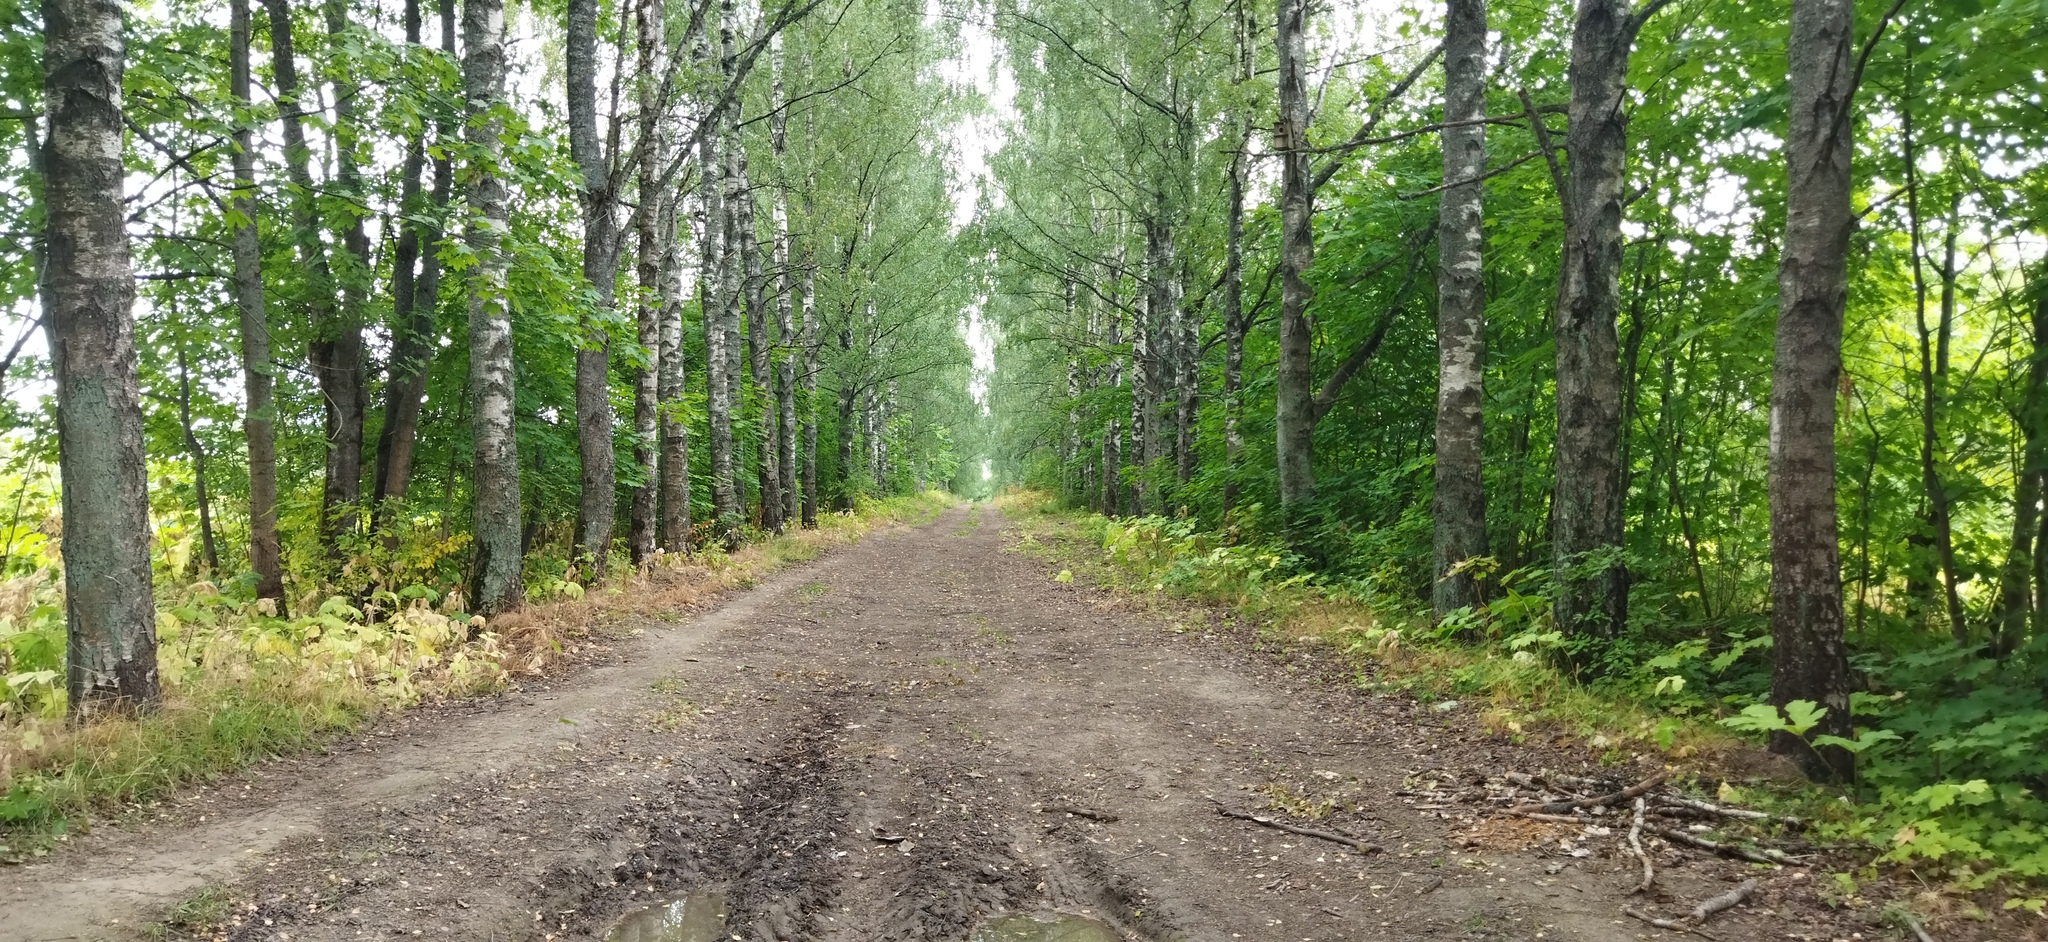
[
  {"left": 999, "top": 489, "right": 2046, "bottom": 912},
  {"left": 0, "top": 487, "right": 949, "bottom": 854}
]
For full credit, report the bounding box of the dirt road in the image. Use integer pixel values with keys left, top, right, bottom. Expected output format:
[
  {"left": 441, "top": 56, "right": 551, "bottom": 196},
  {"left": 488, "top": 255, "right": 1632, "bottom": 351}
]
[{"left": 0, "top": 504, "right": 1848, "bottom": 941}]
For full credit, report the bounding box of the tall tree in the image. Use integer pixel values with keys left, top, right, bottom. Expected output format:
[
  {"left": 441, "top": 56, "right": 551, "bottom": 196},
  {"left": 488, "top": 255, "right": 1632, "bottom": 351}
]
[
  {"left": 44, "top": 0, "right": 159, "bottom": 712},
  {"left": 228, "top": 0, "right": 285, "bottom": 608},
  {"left": 1431, "top": 0, "right": 1488, "bottom": 618},
  {"left": 1549, "top": 0, "right": 1663, "bottom": 639},
  {"left": 373, "top": 0, "right": 458, "bottom": 528},
  {"left": 320, "top": 0, "right": 374, "bottom": 541},
  {"left": 463, "top": 0, "right": 523, "bottom": 615},
  {"left": 567, "top": 0, "right": 621, "bottom": 575},
  {"left": 1272, "top": 0, "right": 1314, "bottom": 513},
  {"left": 772, "top": 36, "right": 799, "bottom": 526},
  {"left": 1768, "top": 0, "right": 1861, "bottom": 782},
  {"left": 263, "top": 0, "right": 361, "bottom": 549},
  {"left": 630, "top": 0, "right": 668, "bottom": 564}
]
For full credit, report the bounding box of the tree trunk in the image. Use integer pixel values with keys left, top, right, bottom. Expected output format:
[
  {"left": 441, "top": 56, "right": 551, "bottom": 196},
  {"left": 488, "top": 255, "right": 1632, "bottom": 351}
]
[
  {"left": 836, "top": 383, "right": 857, "bottom": 511},
  {"left": 463, "top": 0, "right": 523, "bottom": 616},
  {"left": 2023, "top": 271, "right": 2048, "bottom": 647},
  {"left": 740, "top": 143, "right": 782, "bottom": 531},
  {"left": 700, "top": 12, "right": 737, "bottom": 534},
  {"left": 630, "top": 0, "right": 667, "bottom": 565},
  {"left": 374, "top": 0, "right": 455, "bottom": 528},
  {"left": 1432, "top": 0, "right": 1488, "bottom": 618},
  {"left": 1550, "top": 0, "right": 1640, "bottom": 639},
  {"left": 1102, "top": 303, "right": 1123, "bottom": 517},
  {"left": 322, "top": 0, "right": 372, "bottom": 545},
  {"left": 1273, "top": 0, "right": 1316, "bottom": 513},
  {"left": 1221, "top": 122, "right": 1248, "bottom": 519},
  {"left": 798, "top": 100, "right": 820, "bottom": 528},
  {"left": 264, "top": 0, "right": 362, "bottom": 550},
  {"left": 771, "top": 37, "right": 798, "bottom": 526},
  {"left": 657, "top": 183, "right": 691, "bottom": 552},
  {"left": 228, "top": 0, "right": 286, "bottom": 608},
  {"left": 174, "top": 340, "right": 219, "bottom": 574},
  {"left": 1769, "top": 0, "right": 1855, "bottom": 782},
  {"left": 43, "top": 0, "right": 159, "bottom": 712},
  {"left": 567, "top": 0, "right": 619, "bottom": 576}
]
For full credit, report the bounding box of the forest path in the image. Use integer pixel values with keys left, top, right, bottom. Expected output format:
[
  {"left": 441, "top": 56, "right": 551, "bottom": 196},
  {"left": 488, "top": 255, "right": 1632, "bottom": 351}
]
[{"left": 1, "top": 504, "right": 1802, "bottom": 941}]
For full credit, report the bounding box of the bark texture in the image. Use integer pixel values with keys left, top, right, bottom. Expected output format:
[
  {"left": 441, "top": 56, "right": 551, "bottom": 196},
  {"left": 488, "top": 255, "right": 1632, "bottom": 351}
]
[
  {"left": 463, "top": 0, "right": 523, "bottom": 615},
  {"left": 567, "top": 0, "right": 619, "bottom": 575},
  {"left": 229, "top": 0, "right": 286, "bottom": 608},
  {"left": 1432, "top": 0, "right": 1489, "bottom": 618},
  {"left": 1551, "top": 0, "right": 1638, "bottom": 638},
  {"left": 1769, "top": 0, "right": 1856, "bottom": 782},
  {"left": 1273, "top": 0, "right": 1316, "bottom": 513},
  {"left": 630, "top": 0, "right": 667, "bottom": 564},
  {"left": 43, "top": 0, "right": 160, "bottom": 712}
]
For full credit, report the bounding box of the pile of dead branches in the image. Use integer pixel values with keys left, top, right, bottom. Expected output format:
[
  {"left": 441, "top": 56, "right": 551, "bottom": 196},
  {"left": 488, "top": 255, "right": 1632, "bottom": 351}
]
[{"left": 1466, "top": 769, "right": 1816, "bottom": 938}]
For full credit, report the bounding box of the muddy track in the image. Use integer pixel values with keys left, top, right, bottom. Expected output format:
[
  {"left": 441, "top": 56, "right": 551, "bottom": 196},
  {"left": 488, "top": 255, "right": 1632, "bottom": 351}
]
[{"left": 0, "top": 504, "right": 1869, "bottom": 942}]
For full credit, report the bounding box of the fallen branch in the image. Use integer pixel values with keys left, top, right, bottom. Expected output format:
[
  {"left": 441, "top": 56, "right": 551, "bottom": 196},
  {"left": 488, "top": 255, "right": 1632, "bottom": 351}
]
[
  {"left": 1648, "top": 826, "right": 1795, "bottom": 866},
  {"left": 1626, "top": 796, "right": 1654, "bottom": 893},
  {"left": 1038, "top": 803, "right": 1119, "bottom": 823},
  {"left": 1625, "top": 907, "right": 1723, "bottom": 941},
  {"left": 1212, "top": 801, "right": 1380, "bottom": 853},
  {"left": 1690, "top": 879, "right": 1758, "bottom": 924},
  {"left": 1512, "top": 770, "right": 1672, "bottom": 815},
  {"left": 1899, "top": 913, "right": 1938, "bottom": 942},
  {"left": 1654, "top": 795, "right": 1805, "bottom": 830}
]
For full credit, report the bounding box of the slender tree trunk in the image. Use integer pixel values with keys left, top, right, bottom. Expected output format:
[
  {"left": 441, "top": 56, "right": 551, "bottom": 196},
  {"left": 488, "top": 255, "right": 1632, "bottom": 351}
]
[
  {"left": 374, "top": 0, "right": 455, "bottom": 527},
  {"left": 567, "top": 0, "right": 619, "bottom": 575},
  {"left": 321, "top": 0, "right": 372, "bottom": 544},
  {"left": 1102, "top": 303, "right": 1123, "bottom": 517},
  {"left": 798, "top": 99, "right": 820, "bottom": 528},
  {"left": 1432, "top": 0, "right": 1489, "bottom": 618},
  {"left": 740, "top": 143, "right": 782, "bottom": 531},
  {"left": 1900, "top": 94, "right": 1966, "bottom": 642},
  {"left": 228, "top": 0, "right": 286, "bottom": 608},
  {"left": 629, "top": 0, "right": 667, "bottom": 564},
  {"left": 700, "top": 11, "right": 737, "bottom": 534},
  {"left": 265, "top": 0, "right": 362, "bottom": 550},
  {"left": 770, "top": 37, "right": 798, "bottom": 525},
  {"left": 657, "top": 182, "right": 691, "bottom": 552},
  {"left": 463, "top": 0, "right": 523, "bottom": 615},
  {"left": 1769, "top": 0, "right": 1855, "bottom": 782},
  {"left": 836, "top": 384, "right": 857, "bottom": 511},
  {"left": 43, "top": 0, "right": 159, "bottom": 712},
  {"left": 1273, "top": 0, "right": 1316, "bottom": 513},
  {"left": 2023, "top": 272, "right": 2048, "bottom": 645},
  {"left": 173, "top": 340, "right": 219, "bottom": 574},
  {"left": 718, "top": 5, "right": 747, "bottom": 525},
  {"left": 1550, "top": 0, "right": 1642, "bottom": 639},
  {"left": 1220, "top": 123, "right": 1248, "bottom": 519}
]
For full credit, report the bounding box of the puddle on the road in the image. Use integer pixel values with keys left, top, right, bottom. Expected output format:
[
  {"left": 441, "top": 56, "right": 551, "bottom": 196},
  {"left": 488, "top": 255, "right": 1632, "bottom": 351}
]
[
  {"left": 603, "top": 890, "right": 728, "bottom": 942},
  {"left": 972, "top": 912, "right": 1121, "bottom": 942}
]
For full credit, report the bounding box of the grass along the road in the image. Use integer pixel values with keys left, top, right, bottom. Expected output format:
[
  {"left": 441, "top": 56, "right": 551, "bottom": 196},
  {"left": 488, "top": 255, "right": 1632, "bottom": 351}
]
[{"left": 0, "top": 491, "right": 953, "bottom": 857}]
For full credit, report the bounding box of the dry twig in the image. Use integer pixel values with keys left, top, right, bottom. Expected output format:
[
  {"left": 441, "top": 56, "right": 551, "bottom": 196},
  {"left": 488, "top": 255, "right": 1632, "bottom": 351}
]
[
  {"left": 1511, "top": 770, "right": 1671, "bottom": 815},
  {"left": 1648, "top": 826, "right": 1796, "bottom": 866},
  {"left": 1626, "top": 796, "right": 1654, "bottom": 893},
  {"left": 1212, "top": 800, "right": 1380, "bottom": 853}
]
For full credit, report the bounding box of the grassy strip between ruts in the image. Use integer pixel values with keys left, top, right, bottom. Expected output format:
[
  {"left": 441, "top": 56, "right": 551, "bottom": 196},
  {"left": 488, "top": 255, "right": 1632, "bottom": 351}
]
[
  {"left": 0, "top": 491, "right": 953, "bottom": 857},
  {"left": 993, "top": 488, "right": 2048, "bottom": 924}
]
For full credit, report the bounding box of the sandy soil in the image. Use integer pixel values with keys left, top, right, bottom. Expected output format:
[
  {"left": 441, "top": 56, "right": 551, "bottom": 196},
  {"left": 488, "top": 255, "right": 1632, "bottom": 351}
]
[{"left": 0, "top": 504, "right": 1914, "bottom": 941}]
